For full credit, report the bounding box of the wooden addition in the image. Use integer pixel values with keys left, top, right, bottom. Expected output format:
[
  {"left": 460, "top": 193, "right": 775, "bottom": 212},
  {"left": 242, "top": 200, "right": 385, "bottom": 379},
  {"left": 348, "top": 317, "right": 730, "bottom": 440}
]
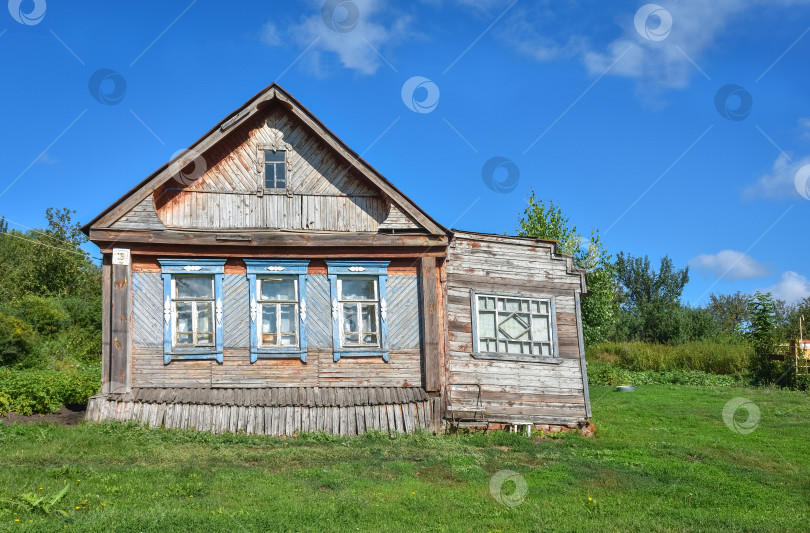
[{"left": 83, "top": 83, "right": 590, "bottom": 435}]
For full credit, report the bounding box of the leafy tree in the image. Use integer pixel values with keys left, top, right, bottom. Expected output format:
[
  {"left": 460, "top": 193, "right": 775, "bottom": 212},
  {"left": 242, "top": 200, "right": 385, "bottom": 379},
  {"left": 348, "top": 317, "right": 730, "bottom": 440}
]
[
  {"left": 516, "top": 192, "right": 615, "bottom": 345},
  {"left": 707, "top": 292, "right": 750, "bottom": 336},
  {"left": 612, "top": 253, "right": 691, "bottom": 344},
  {"left": 0, "top": 209, "right": 102, "bottom": 369},
  {"left": 614, "top": 253, "right": 689, "bottom": 308},
  {"left": 0, "top": 208, "right": 100, "bottom": 300},
  {"left": 746, "top": 291, "right": 779, "bottom": 384}
]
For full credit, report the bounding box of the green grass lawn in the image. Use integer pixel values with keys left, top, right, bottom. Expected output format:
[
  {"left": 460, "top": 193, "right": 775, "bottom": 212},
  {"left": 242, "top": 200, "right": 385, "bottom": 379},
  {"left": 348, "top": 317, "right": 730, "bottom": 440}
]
[{"left": 1, "top": 385, "right": 808, "bottom": 532}]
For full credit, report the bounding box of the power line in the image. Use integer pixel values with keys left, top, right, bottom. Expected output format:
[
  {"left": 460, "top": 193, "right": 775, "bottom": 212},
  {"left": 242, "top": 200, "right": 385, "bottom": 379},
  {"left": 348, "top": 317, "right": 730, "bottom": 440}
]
[
  {"left": 0, "top": 231, "right": 101, "bottom": 260},
  {"left": 2, "top": 218, "right": 70, "bottom": 245}
]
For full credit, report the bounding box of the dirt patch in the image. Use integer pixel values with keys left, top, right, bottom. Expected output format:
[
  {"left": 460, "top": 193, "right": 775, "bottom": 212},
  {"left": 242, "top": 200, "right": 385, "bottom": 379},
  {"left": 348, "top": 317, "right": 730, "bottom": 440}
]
[{"left": 1, "top": 404, "right": 87, "bottom": 427}]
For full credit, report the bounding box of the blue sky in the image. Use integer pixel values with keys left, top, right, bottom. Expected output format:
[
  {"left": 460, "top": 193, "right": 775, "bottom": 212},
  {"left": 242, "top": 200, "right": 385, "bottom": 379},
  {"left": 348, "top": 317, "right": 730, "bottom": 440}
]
[{"left": 1, "top": 0, "right": 809, "bottom": 305}]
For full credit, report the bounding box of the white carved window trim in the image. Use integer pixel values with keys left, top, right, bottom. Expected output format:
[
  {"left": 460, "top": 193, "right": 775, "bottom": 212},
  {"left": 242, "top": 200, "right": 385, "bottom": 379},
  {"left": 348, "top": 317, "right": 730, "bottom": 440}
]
[
  {"left": 171, "top": 275, "right": 217, "bottom": 349},
  {"left": 256, "top": 276, "right": 300, "bottom": 349},
  {"left": 336, "top": 276, "right": 381, "bottom": 349}
]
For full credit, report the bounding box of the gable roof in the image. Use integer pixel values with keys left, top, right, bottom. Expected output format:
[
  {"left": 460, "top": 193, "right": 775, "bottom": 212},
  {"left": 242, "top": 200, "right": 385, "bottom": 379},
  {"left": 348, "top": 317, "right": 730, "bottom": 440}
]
[{"left": 82, "top": 83, "right": 448, "bottom": 237}]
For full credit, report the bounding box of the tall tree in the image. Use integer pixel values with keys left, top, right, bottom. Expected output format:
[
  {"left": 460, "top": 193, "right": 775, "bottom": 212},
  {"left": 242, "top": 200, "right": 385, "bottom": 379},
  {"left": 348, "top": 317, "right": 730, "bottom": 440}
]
[
  {"left": 613, "top": 252, "right": 690, "bottom": 344},
  {"left": 707, "top": 291, "right": 750, "bottom": 336},
  {"left": 0, "top": 208, "right": 100, "bottom": 300},
  {"left": 516, "top": 192, "right": 615, "bottom": 344},
  {"left": 747, "top": 291, "right": 778, "bottom": 384}
]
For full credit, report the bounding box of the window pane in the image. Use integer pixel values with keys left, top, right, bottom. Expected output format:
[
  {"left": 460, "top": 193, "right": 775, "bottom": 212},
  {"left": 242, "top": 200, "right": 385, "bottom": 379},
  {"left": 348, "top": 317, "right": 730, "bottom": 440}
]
[
  {"left": 266, "top": 150, "right": 285, "bottom": 162},
  {"left": 499, "top": 313, "right": 530, "bottom": 340},
  {"left": 177, "top": 333, "right": 193, "bottom": 345},
  {"left": 343, "top": 304, "right": 359, "bottom": 333},
  {"left": 197, "top": 302, "right": 213, "bottom": 334},
  {"left": 504, "top": 299, "right": 521, "bottom": 311},
  {"left": 280, "top": 304, "right": 297, "bottom": 334},
  {"left": 262, "top": 305, "right": 277, "bottom": 345},
  {"left": 478, "top": 312, "right": 496, "bottom": 338},
  {"left": 478, "top": 296, "right": 493, "bottom": 310},
  {"left": 261, "top": 278, "right": 296, "bottom": 301},
  {"left": 275, "top": 163, "right": 286, "bottom": 188},
  {"left": 341, "top": 279, "right": 375, "bottom": 300},
  {"left": 197, "top": 333, "right": 213, "bottom": 345},
  {"left": 531, "top": 315, "right": 550, "bottom": 342},
  {"left": 264, "top": 163, "right": 275, "bottom": 188},
  {"left": 176, "top": 302, "right": 192, "bottom": 333},
  {"left": 363, "top": 333, "right": 378, "bottom": 345},
  {"left": 281, "top": 334, "right": 296, "bottom": 346},
  {"left": 175, "top": 276, "right": 213, "bottom": 298},
  {"left": 361, "top": 304, "right": 377, "bottom": 334}
]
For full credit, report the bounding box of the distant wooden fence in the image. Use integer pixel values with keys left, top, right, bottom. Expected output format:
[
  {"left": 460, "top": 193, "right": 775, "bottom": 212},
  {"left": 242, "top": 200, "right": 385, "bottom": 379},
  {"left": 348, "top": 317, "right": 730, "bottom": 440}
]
[{"left": 86, "top": 387, "right": 442, "bottom": 436}]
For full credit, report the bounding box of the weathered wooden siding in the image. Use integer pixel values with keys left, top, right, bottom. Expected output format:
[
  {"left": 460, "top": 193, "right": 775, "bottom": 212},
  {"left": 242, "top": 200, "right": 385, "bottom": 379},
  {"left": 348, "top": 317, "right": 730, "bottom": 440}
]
[
  {"left": 130, "top": 347, "right": 422, "bottom": 389},
  {"left": 387, "top": 275, "right": 421, "bottom": 350},
  {"left": 86, "top": 388, "right": 442, "bottom": 435},
  {"left": 111, "top": 197, "right": 165, "bottom": 230},
  {"left": 445, "top": 232, "right": 589, "bottom": 426},
  {"left": 134, "top": 110, "right": 420, "bottom": 233},
  {"left": 130, "top": 266, "right": 422, "bottom": 389},
  {"left": 223, "top": 274, "right": 250, "bottom": 348},
  {"left": 307, "top": 274, "right": 334, "bottom": 350},
  {"left": 131, "top": 272, "right": 162, "bottom": 348}
]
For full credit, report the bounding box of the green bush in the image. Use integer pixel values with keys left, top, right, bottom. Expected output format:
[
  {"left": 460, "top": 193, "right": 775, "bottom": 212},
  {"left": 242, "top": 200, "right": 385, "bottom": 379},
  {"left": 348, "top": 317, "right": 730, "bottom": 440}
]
[
  {"left": 2, "top": 295, "right": 71, "bottom": 335},
  {"left": 0, "top": 313, "right": 38, "bottom": 367},
  {"left": 587, "top": 362, "right": 740, "bottom": 387},
  {"left": 0, "top": 367, "right": 100, "bottom": 416},
  {"left": 590, "top": 340, "right": 750, "bottom": 376}
]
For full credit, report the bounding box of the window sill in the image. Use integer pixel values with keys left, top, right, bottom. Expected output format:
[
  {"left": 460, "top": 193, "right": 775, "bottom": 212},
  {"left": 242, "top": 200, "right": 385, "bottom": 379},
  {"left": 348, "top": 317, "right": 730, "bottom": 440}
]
[
  {"left": 471, "top": 352, "right": 562, "bottom": 364},
  {"left": 251, "top": 350, "right": 307, "bottom": 363},
  {"left": 334, "top": 350, "right": 389, "bottom": 362},
  {"left": 164, "top": 351, "right": 223, "bottom": 365}
]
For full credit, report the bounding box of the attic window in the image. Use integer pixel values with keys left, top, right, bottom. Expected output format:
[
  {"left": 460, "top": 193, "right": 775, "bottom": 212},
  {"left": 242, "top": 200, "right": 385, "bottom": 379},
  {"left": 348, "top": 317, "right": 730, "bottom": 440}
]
[{"left": 264, "top": 150, "right": 287, "bottom": 190}]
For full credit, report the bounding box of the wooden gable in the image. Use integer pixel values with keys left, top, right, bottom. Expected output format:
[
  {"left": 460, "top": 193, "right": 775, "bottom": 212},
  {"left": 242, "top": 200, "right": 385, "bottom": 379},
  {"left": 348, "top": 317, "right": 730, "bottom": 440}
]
[{"left": 85, "top": 84, "right": 447, "bottom": 244}]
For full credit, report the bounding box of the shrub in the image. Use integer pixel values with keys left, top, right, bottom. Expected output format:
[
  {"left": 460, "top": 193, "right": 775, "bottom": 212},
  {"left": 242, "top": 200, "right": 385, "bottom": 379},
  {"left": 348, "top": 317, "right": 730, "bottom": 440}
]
[
  {"left": 589, "top": 341, "right": 750, "bottom": 376},
  {"left": 0, "top": 367, "right": 100, "bottom": 416},
  {"left": 2, "top": 295, "right": 70, "bottom": 335},
  {"left": 587, "top": 362, "right": 740, "bottom": 387},
  {"left": 0, "top": 313, "right": 37, "bottom": 367}
]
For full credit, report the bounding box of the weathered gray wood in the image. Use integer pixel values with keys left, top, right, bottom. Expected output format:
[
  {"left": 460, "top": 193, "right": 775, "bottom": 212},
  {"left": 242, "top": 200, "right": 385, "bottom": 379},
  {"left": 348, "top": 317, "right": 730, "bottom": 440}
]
[
  {"left": 420, "top": 257, "right": 441, "bottom": 391},
  {"left": 89, "top": 85, "right": 446, "bottom": 237},
  {"left": 90, "top": 228, "right": 447, "bottom": 251},
  {"left": 101, "top": 256, "right": 111, "bottom": 394},
  {"left": 109, "top": 262, "right": 130, "bottom": 393}
]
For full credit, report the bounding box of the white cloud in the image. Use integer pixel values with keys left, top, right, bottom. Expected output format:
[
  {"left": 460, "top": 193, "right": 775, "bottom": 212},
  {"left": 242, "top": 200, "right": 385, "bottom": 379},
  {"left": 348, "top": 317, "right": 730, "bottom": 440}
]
[
  {"left": 261, "top": 21, "right": 282, "bottom": 46},
  {"left": 765, "top": 271, "right": 810, "bottom": 302},
  {"left": 743, "top": 152, "right": 810, "bottom": 200},
  {"left": 497, "top": 0, "right": 810, "bottom": 90},
  {"left": 264, "top": 1, "right": 414, "bottom": 76},
  {"left": 689, "top": 250, "right": 770, "bottom": 281}
]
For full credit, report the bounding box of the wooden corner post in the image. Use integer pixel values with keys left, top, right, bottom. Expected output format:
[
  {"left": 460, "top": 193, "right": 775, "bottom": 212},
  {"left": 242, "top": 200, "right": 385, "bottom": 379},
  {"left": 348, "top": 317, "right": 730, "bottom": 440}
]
[
  {"left": 109, "top": 248, "right": 131, "bottom": 393},
  {"left": 420, "top": 257, "right": 440, "bottom": 392}
]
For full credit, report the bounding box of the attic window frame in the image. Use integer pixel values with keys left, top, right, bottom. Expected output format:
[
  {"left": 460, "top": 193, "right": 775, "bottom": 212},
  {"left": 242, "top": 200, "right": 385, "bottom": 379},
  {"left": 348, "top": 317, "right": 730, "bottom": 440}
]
[{"left": 257, "top": 138, "right": 293, "bottom": 196}]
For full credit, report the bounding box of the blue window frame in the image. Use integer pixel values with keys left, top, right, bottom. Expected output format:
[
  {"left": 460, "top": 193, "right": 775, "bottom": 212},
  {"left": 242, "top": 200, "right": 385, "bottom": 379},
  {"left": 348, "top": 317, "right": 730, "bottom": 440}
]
[
  {"left": 245, "top": 260, "right": 309, "bottom": 363},
  {"left": 326, "top": 261, "right": 390, "bottom": 362},
  {"left": 158, "top": 259, "right": 226, "bottom": 365}
]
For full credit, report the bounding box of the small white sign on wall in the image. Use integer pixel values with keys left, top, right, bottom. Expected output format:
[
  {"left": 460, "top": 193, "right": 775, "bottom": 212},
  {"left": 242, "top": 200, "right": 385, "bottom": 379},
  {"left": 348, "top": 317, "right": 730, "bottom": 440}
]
[{"left": 112, "top": 248, "right": 130, "bottom": 266}]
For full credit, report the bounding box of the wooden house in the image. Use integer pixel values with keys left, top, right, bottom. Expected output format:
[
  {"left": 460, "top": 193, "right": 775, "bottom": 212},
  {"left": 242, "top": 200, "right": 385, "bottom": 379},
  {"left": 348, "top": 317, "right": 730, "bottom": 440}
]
[{"left": 83, "top": 84, "right": 591, "bottom": 435}]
